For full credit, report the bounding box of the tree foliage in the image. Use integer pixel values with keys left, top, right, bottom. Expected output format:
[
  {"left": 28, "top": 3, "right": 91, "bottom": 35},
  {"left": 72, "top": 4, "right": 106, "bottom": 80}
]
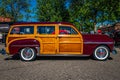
[
  {"left": 69, "top": 0, "right": 120, "bottom": 32},
  {"left": 36, "top": 0, "right": 69, "bottom": 22},
  {"left": 36, "top": 0, "right": 120, "bottom": 32},
  {"left": 0, "top": 0, "right": 119, "bottom": 32},
  {"left": 0, "top": 0, "right": 30, "bottom": 22}
]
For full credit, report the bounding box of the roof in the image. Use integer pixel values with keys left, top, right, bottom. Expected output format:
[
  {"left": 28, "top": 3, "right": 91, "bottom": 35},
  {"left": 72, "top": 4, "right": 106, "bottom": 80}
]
[
  {"left": 0, "top": 22, "right": 75, "bottom": 33},
  {"left": 13, "top": 22, "right": 74, "bottom": 25}
]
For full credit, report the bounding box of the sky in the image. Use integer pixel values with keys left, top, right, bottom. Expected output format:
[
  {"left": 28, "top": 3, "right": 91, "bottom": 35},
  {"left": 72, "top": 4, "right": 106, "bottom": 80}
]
[{"left": 28, "top": 0, "right": 37, "bottom": 22}]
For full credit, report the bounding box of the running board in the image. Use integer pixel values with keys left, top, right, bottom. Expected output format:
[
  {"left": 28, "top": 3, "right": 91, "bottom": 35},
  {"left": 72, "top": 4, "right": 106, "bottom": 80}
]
[{"left": 37, "top": 54, "right": 90, "bottom": 57}]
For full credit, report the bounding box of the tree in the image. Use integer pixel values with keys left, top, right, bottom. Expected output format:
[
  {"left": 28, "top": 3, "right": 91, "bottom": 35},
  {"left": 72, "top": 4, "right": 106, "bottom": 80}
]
[
  {"left": 68, "top": 0, "right": 91, "bottom": 31},
  {"left": 102, "top": 0, "right": 120, "bottom": 21},
  {"left": 0, "top": 0, "right": 31, "bottom": 22},
  {"left": 36, "top": 0, "right": 69, "bottom": 22},
  {"left": 69, "top": 0, "right": 103, "bottom": 32},
  {"left": 69, "top": 0, "right": 120, "bottom": 32}
]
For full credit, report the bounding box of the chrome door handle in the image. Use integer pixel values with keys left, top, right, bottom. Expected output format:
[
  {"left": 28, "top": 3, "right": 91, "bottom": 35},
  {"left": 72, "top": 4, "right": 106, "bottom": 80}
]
[
  {"left": 57, "top": 36, "right": 62, "bottom": 38},
  {"left": 35, "top": 36, "right": 39, "bottom": 38}
]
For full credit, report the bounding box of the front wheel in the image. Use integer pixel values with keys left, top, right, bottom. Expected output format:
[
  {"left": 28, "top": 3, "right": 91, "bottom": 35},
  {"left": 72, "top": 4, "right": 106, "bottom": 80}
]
[
  {"left": 20, "top": 48, "right": 36, "bottom": 61},
  {"left": 93, "top": 46, "right": 110, "bottom": 61}
]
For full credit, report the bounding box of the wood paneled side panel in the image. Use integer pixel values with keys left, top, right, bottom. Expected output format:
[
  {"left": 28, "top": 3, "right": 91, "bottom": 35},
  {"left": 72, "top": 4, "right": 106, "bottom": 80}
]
[
  {"left": 59, "top": 36, "right": 83, "bottom": 54},
  {"left": 41, "top": 38, "right": 55, "bottom": 43},
  {"left": 42, "top": 43, "right": 56, "bottom": 54},
  {"left": 59, "top": 43, "right": 82, "bottom": 53},
  {"left": 8, "top": 37, "right": 20, "bottom": 43},
  {"left": 59, "top": 37, "right": 82, "bottom": 42}
]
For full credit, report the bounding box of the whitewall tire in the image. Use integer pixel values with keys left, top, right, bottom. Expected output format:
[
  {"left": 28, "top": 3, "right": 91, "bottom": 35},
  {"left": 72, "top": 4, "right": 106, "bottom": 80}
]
[
  {"left": 20, "top": 48, "right": 36, "bottom": 61},
  {"left": 93, "top": 46, "right": 110, "bottom": 61}
]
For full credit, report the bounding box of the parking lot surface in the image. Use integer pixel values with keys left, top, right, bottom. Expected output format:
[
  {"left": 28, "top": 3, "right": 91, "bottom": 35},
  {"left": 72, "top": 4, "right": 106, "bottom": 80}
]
[{"left": 0, "top": 44, "right": 120, "bottom": 80}]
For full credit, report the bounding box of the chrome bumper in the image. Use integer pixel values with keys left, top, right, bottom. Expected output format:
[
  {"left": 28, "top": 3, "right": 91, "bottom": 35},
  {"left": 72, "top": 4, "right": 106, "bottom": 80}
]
[{"left": 112, "top": 49, "right": 117, "bottom": 55}]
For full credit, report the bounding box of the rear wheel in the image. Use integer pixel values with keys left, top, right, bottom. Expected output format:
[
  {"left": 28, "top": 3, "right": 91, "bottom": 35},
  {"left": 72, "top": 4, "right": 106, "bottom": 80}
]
[
  {"left": 20, "top": 48, "right": 36, "bottom": 61},
  {"left": 93, "top": 46, "right": 110, "bottom": 61}
]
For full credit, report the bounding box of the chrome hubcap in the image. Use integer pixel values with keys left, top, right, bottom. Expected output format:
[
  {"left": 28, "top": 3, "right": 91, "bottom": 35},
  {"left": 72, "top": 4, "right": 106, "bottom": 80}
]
[
  {"left": 23, "top": 48, "right": 33, "bottom": 59},
  {"left": 96, "top": 48, "right": 107, "bottom": 58}
]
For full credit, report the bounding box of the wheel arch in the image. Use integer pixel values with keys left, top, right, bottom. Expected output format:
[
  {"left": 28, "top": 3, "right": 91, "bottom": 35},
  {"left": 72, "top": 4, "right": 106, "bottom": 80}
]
[
  {"left": 94, "top": 44, "right": 111, "bottom": 52},
  {"left": 90, "top": 44, "right": 110, "bottom": 56},
  {"left": 18, "top": 47, "right": 38, "bottom": 54}
]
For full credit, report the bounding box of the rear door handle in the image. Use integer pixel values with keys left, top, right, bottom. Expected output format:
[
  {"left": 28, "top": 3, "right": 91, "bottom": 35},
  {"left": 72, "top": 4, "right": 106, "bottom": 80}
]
[{"left": 57, "top": 36, "right": 62, "bottom": 38}]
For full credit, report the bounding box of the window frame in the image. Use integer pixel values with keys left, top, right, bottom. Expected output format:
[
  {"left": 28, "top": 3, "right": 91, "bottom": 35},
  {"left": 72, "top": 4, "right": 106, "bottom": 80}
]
[
  {"left": 37, "top": 26, "right": 55, "bottom": 35},
  {"left": 59, "top": 26, "right": 78, "bottom": 35},
  {"left": 10, "top": 26, "right": 34, "bottom": 35}
]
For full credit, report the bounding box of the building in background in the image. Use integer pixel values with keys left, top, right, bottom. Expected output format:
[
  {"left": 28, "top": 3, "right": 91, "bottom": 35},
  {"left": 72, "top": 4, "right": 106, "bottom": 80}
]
[
  {"left": 0, "top": 17, "right": 11, "bottom": 22},
  {"left": 0, "top": 17, "right": 11, "bottom": 43}
]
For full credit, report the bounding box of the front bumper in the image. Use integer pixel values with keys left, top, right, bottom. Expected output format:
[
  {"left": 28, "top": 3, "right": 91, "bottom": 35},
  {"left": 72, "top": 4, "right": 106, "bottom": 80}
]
[{"left": 112, "top": 49, "right": 117, "bottom": 55}]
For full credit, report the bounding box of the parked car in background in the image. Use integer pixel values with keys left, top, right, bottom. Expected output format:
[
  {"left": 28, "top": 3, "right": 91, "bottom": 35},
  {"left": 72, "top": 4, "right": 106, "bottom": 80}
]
[
  {"left": 114, "top": 30, "right": 120, "bottom": 46},
  {"left": 0, "top": 33, "right": 2, "bottom": 43},
  {"left": 3, "top": 22, "right": 117, "bottom": 61}
]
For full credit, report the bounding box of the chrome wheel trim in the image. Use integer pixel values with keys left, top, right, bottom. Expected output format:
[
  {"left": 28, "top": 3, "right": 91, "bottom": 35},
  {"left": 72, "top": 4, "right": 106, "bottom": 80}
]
[
  {"left": 94, "top": 46, "right": 109, "bottom": 60},
  {"left": 21, "top": 48, "right": 35, "bottom": 61}
]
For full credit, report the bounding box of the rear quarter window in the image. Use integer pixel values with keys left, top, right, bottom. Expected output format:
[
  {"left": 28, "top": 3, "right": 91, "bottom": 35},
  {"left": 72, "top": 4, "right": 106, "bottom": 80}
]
[{"left": 10, "top": 26, "right": 34, "bottom": 34}]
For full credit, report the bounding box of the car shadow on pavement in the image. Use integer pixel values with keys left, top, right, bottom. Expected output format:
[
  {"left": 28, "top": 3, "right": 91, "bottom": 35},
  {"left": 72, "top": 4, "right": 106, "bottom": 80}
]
[
  {"left": 4, "top": 54, "right": 20, "bottom": 60},
  {"left": 4, "top": 55, "right": 113, "bottom": 61},
  {"left": 108, "top": 57, "right": 113, "bottom": 60},
  {"left": 36, "top": 56, "right": 91, "bottom": 60},
  {"left": 4, "top": 55, "right": 91, "bottom": 61}
]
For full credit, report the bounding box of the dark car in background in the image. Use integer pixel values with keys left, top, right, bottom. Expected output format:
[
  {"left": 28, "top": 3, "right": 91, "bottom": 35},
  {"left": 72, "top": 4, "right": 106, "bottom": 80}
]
[{"left": 114, "top": 31, "right": 120, "bottom": 46}]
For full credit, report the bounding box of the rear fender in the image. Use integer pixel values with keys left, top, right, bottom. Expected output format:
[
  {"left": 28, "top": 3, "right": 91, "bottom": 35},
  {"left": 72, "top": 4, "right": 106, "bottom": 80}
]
[{"left": 7, "top": 38, "right": 41, "bottom": 55}]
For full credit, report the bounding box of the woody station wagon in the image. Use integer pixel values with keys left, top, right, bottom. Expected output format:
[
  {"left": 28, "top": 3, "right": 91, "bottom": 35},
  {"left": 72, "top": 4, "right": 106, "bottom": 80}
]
[{"left": 4, "top": 22, "right": 117, "bottom": 61}]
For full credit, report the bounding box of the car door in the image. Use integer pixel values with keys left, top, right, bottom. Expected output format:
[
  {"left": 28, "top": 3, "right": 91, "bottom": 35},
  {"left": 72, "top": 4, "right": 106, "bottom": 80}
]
[
  {"left": 58, "top": 25, "right": 83, "bottom": 54},
  {"left": 36, "top": 24, "right": 57, "bottom": 54}
]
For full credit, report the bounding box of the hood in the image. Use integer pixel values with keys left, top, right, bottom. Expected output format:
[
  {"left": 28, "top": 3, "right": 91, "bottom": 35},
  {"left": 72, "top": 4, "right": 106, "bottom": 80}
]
[{"left": 82, "top": 34, "right": 114, "bottom": 42}]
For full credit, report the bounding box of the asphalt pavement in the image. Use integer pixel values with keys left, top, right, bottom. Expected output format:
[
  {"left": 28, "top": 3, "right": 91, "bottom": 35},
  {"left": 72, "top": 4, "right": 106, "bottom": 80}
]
[{"left": 0, "top": 44, "right": 120, "bottom": 80}]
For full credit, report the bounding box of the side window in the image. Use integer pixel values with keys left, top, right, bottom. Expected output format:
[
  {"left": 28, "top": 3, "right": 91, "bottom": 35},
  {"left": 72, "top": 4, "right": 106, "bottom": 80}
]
[
  {"left": 59, "top": 26, "right": 78, "bottom": 35},
  {"left": 10, "top": 26, "right": 34, "bottom": 34},
  {"left": 37, "top": 26, "right": 55, "bottom": 34}
]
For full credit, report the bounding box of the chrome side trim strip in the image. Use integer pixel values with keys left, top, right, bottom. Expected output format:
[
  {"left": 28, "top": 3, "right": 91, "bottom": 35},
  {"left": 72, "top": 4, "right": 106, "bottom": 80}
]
[
  {"left": 11, "top": 45, "right": 39, "bottom": 47},
  {"left": 84, "top": 42, "right": 113, "bottom": 44}
]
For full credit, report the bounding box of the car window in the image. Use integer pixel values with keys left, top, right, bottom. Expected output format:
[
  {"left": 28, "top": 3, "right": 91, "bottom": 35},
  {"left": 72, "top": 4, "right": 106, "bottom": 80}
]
[
  {"left": 10, "top": 26, "right": 34, "bottom": 34},
  {"left": 37, "top": 26, "right": 55, "bottom": 34},
  {"left": 59, "top": 26, "right": 78, "bottom": 35}
]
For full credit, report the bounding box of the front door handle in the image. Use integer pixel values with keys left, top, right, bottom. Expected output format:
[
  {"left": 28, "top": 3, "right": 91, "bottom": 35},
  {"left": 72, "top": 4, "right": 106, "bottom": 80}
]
[{"left": 35, "top": 36, "right": 39, "bottom": 38}]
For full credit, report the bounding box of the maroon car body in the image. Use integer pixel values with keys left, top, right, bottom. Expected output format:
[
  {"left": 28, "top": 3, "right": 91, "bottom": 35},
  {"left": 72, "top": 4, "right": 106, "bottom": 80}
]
[
  {"left": 3, "top": 22, "right": 117, "bottom": 61},
  {"left": 82, "top": 34, "right": 114, "bottom": 55}
]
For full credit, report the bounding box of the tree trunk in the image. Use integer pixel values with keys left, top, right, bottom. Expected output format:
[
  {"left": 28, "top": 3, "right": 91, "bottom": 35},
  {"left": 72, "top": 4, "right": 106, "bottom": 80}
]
[{"left": 94, "top": 22, "right": 97, "bottom": 33}]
